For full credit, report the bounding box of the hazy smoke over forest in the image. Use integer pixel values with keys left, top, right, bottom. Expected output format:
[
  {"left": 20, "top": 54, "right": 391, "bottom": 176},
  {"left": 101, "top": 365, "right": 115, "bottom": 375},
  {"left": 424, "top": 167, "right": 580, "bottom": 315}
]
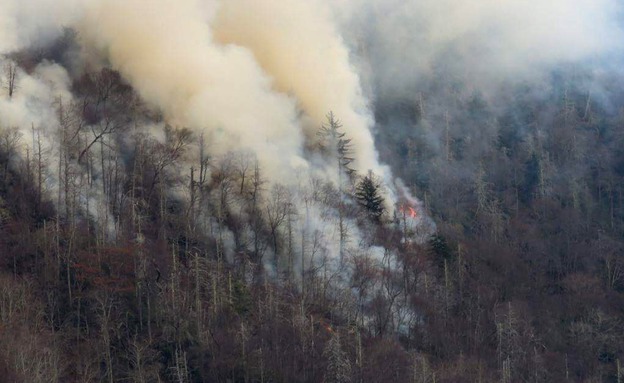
[
  {"left": 2, "top": 0, "right": 389, "bottom": 187},
  {"left": 3, "top": 2, "right": 624, "bottom": 381},
  {"left": 338, "top": 0, "right": 623, "bottom": 96},
  {"left": 2, "top": 0, "right": 621, "bottom": 174},
  {"left": 0, "top": 0, "right": 622, "bottom": 257}
]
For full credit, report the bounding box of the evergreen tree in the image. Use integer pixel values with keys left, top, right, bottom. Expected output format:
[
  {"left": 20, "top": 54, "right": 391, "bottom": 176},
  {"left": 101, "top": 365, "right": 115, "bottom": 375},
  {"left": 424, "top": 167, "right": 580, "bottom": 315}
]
[
  {"left": 318, "top": 111, "right": 355, "bottom": 180},
  {"left": 428, "top": 234, "right": 451, "bottom": 261},
  {"left": 355, "top": 171, "right": 385, "bottom": 222}
]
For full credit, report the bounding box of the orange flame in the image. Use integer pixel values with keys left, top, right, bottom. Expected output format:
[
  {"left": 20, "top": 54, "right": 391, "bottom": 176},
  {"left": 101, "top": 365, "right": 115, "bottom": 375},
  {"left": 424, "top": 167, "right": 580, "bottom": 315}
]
[{"left": 399, "top": 204, "right": 418, "bottom": 219}]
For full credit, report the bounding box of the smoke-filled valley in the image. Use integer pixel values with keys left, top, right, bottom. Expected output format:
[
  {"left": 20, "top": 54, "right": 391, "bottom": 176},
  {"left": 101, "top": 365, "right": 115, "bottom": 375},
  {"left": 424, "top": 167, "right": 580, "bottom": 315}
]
[{"left": 1, "top": 1, "right": 624, "bottom": 382}]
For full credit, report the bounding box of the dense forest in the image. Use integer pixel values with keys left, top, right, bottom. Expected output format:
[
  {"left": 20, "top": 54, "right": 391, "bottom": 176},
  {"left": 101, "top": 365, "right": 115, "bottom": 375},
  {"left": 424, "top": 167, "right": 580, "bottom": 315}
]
[{"left": 1, "top": 1, "right": 624, "bottom": 382}]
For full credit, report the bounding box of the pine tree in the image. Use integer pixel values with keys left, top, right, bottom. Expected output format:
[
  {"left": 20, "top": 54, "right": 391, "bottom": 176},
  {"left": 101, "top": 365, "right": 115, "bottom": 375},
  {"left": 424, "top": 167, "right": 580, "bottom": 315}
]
[
  {"left": 428, "top": 234, "right": 451, "bottom": 262},
  {"left": 355, "top": 171, "right": 385, "bottom": 222},
  {"left": 318, "top": 111, "right": 355, "bottom": 180}
]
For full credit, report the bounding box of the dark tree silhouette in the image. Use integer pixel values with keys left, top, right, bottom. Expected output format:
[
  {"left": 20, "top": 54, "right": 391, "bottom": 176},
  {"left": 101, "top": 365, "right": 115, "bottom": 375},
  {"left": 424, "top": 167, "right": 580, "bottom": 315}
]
[{"left": 355, "top": 171, "right": 385, "bottom": 222}]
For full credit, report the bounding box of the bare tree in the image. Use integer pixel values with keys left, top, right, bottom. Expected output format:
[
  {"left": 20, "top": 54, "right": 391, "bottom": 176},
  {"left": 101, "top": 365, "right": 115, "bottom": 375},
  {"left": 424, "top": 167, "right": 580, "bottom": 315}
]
[
  {"left": 233, "top": 150, "right": 255, "bottom": 194},
  {"left": 0, "top": 127, "right": 21, "bottom": 184},
  {"left": 128, "top": 336, "right": 161, "bottom": 383},
  {"left": 248, "top": 159, "right": 266, "bottom": 263},
  {"left": 3, "top": 61, "right": 18, "bottom": 98},
  {"left": 323, "top": 333, "right": 352, "bottom": 383},
  {"left": 266, "top": 184, "right": 291, "bottom": 276},
  {"left": 95, "top": 292, "right": 119, "bottom": 383}
]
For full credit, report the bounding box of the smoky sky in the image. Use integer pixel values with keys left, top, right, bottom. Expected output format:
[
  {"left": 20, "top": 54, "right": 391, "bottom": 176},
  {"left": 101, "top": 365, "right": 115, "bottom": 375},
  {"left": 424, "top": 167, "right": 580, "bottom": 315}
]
[
  {"left": 333, "top": 0, "right": 624, "bottom": 101},
  {"left": 1, "top": 0, "right": 623, "bottom": 203}
]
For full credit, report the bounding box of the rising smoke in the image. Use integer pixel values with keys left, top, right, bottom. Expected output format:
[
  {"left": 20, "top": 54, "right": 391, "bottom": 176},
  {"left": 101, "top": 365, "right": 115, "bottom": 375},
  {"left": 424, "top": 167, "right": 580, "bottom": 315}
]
[
  {"left": 1, "top": 0, "right": 622, "bottom": 268},
  {"left": 2, "top": 0, "right": 621, "bottom": 191}
]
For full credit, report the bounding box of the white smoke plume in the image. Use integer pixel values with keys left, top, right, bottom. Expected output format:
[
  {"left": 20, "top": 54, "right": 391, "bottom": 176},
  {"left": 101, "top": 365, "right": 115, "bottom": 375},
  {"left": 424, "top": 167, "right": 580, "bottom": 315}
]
[
  {"left": 0, "top": 59, "right": 73, "bottom": 194},
  {"left": 212, "top": 0, "right": 389, "bottom": 180},
  {"left": 2, "top": 0, "right": 622, "bottom": 261},
  {"left": 64, "top": 0, "right": 395, "bottom": 192},
  {"left": 77, "top": 0, "right": 310, "bottom": 183}
]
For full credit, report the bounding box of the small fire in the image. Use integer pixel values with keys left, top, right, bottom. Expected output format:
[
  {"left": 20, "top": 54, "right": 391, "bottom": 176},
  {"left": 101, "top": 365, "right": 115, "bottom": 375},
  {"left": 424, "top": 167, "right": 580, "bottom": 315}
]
[
  {"left": 323, "top": 323, "right": 334, "bottom": 333},
  {"left": 313, "top": 317, "right": 334, "bottom": 333},
  {"left": 399, "top": 204, "right": 418, "bottom": 219}
]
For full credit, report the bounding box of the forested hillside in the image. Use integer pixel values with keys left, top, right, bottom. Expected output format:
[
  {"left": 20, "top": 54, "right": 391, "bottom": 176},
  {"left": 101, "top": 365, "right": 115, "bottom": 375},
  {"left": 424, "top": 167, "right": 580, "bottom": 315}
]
[{"left": 1, "top": 1, "right": 624, "bottom": 382}]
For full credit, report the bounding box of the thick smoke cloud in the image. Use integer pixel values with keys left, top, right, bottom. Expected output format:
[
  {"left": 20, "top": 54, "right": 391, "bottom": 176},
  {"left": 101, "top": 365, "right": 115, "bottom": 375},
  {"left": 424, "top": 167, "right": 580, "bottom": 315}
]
[
  {"left": 1, "top": 0, "right": 623, "bottom": 229},
  {"left": 3, "top": 0, "right": 620, "bottom": 191},
  {"left": 0, "top": 61, "right": 72, "bottom": 132},
  {"left": 78, "top": 0, "right": 309, "bottom": 182},
  {"left": 57, "top": 0, "right": 394, "bottom": 200},
  {"left": 0, "top": 0, "right": 82, "bottom": 53},
  {"left": 213, "top": 0, "right": 388, "bottom": 180}
]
